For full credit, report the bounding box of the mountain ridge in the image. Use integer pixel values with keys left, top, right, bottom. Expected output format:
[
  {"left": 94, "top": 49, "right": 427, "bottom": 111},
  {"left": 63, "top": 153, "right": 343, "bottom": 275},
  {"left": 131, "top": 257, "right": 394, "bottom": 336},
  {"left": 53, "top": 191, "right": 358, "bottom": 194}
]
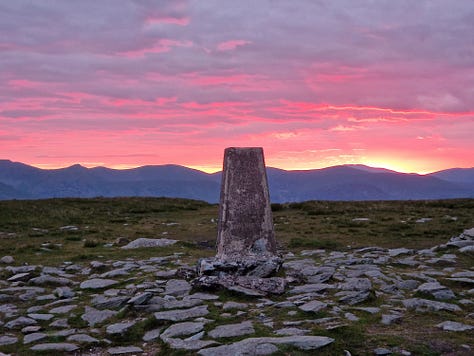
[{"left": 0, "top": 160, "right": 473, "bottom": 202}]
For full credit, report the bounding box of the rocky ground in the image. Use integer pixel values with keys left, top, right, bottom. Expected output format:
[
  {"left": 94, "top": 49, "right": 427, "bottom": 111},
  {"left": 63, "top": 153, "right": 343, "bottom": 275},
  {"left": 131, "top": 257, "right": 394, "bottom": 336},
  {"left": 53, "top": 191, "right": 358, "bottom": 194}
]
[{"left": 0, "top": 228, "right": 473, "bottom": 355}]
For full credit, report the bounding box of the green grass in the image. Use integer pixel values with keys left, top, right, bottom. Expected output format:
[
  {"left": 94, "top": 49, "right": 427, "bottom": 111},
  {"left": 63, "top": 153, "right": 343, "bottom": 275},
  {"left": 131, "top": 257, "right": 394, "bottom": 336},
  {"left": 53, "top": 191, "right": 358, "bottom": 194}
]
[{"left": 0, "top": 197, "right": 473, "bottom": 355}]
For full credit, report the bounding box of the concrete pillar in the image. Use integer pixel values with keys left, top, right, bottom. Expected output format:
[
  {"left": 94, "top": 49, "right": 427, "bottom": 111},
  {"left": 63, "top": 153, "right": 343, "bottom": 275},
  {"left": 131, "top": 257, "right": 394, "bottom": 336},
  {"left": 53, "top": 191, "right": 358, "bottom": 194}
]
[{"left": 216, "top": 147, "right": 277, "bottom": 261}]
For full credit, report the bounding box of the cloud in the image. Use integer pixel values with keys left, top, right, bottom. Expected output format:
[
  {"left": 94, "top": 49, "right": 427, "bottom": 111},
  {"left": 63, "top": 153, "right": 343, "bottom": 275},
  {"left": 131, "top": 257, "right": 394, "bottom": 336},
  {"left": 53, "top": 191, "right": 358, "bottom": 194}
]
[{"left": 0, "top": 0, "right": 473, "bottom": 172}]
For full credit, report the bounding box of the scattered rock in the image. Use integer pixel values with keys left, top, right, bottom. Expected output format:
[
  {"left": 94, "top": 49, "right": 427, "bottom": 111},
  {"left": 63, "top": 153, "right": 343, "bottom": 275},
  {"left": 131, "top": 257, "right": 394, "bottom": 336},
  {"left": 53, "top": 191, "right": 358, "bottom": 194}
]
[
  {"left": 80, "top": 278, "right": 118, "bottom": 289},
  {"left": 208, "top": 321, "right": 255, "bottom": 338},
  {"left": 154, "top": 305, "right": 209, "bottom": 322},
  {"left": 436, "top": 321, "right": 474, "bottom": 331},
  {"left": 121, "top": 238, "right": 177, "bottom": 249},
  {"left": 30, "top": 343, "right": 79, "bottom": 352},
  {"left": 107, "top": 346, "right": 143, "bottom": 354}
]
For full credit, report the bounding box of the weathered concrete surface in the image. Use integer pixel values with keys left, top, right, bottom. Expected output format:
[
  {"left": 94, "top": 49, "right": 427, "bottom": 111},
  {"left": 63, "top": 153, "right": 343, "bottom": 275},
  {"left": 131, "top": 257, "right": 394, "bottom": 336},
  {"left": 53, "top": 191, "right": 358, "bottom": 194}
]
[{"left": 216, "top": 147, "right": 277, "bottom": 261}]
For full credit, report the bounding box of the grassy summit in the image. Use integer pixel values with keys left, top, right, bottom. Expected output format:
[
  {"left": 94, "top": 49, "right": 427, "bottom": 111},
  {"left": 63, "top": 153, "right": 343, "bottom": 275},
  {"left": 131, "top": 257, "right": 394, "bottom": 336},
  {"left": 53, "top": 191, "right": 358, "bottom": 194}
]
[{"left": 0, "top": 197, "right": 472, "bottom": 265}]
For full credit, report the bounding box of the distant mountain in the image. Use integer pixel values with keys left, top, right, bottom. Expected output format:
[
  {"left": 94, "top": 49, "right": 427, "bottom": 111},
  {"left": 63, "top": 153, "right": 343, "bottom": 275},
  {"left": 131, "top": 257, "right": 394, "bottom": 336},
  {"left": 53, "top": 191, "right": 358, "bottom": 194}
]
[{"left": 0, "top": 160, "right": 473, "bottom": 203}]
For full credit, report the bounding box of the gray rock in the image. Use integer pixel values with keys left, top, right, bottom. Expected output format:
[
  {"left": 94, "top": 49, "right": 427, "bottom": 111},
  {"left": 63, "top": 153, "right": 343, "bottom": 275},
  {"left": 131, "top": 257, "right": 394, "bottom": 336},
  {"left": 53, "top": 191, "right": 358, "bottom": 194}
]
[
  {"left": 299, "top": 300, "right": 328, "bottom": 313},
  {"left": 106, "top": 321, "right": 136, "bottom": 335},
  {"left": 164, "top": 338, "right": 218, "bottom": 350},
  {"left": 198, "top": 335, "right": 334, "bottom": 356},
  {"left": 81, "top": 306, "right": 117, "bottom": 327},
  {"left": 290, "top": 283, "right": 331, "bottom": 294},
  {"left": 127, "top": 292, "right": 152, "bottom": 305},
  {"left": 416, "top": 282, "right": 455, "bottom": 300},
  {"left": 402, "top": 298, "right": 461, "bottom": 312},
  {"left": 164, "top": 279, "right": 192, "bottom": 297},
  {"left": 154, "top": 305, "right": 209, "bottom": 322},
  {"left": 27, "top": 313, "right": 54, "bottom": 321},
  {"left": 336, "top": 290, "right": 371, "bottom": 305},
  {"left": 92, "top": 295, "right": 129, "bottom": 309},
  {"left": 222, "top": 301, "right": 248, "bottom": 310},
  {"left": 30, "top": 343, "right": 79, "bottom": 352},
  {"left": 54, "top": 286, "right": 75, "bottom": 299},
  {"left": 381, "top": 314, "right": 402, "bottom": 325},
  {"left": 459, "top": 245, "right": 474, "bottom": 253},
  {"left": 161, "top": 322, "right": 204, "bottom": 339},
  {"left": 142, "top": 327, "right": 163, "bottom": 341},
  {"left": 49, "top": 304, "right": 76, "bottom": 314},
  {"left": 0, "top": 335, "right": 17, "bottom": 345},
  {"left": 275, "top": 327, "right": 309, "bottom": 336},
  {"left": 338, "top": 278, "right": 372, "bottom": 291},
  {"left": 23, "top": 332, "right": 47, "bottom": 344},
  {"left": 374, "top": 347, "right": 392, "bottom": 355},
  {"left": 107, "top": 346, "right": 144, "bottom": 354},
  {"left": 208, "top": 321, "right": 255, "bottom": 338},
  {"left": 67, "top": 334, "right": 99, "bottom": 344},
  {"left": 5, "top": 316, "right": 37, "bottom": 329},
  {"left": 80, "top": 278, "right": 118, "bottom": 289},
  {"left": 7, "top": 272, "right": 31, "bottom": 282},
  {"left": 121, "top": 238, "right": 177, "bottom": 249},
  {"left": 29, "top": 275, "right": 72, "bottom": 286},
  {"left": 0, "top": 255, "right": 14, "bottom": 264},
  {"left": 436, "top": 321, "right": 474, "bottom": 331},
  {"left": 49, "top": 318, "right": 69, "bottom": 328},
  {"left": 163, "top": 298, "right": 203, "bottom": 310},
  {"left": 388, "top": 248, "right": 412, "bottom": 257}
]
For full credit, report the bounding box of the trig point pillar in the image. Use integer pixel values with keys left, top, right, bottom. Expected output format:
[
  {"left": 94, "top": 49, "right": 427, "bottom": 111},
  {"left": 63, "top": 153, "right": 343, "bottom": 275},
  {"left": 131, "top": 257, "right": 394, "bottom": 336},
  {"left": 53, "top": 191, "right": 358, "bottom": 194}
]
[{"left": 216, "top": 147, "right": 277, "bottom": 261}]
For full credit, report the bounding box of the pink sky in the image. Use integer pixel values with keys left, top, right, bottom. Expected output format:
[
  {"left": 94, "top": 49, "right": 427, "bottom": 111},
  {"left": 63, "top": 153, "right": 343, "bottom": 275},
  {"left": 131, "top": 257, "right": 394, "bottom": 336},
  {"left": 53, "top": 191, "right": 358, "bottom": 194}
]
[{"left": 1, "top": 1, "right": 473, "bottom": 173}]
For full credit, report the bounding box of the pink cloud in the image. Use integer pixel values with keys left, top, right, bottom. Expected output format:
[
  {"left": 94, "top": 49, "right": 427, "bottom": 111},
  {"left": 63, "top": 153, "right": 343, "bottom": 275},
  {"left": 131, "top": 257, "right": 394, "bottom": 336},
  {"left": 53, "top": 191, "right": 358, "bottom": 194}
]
[{"left": 217, "top": 40, "right": 251, "bottom": 51}]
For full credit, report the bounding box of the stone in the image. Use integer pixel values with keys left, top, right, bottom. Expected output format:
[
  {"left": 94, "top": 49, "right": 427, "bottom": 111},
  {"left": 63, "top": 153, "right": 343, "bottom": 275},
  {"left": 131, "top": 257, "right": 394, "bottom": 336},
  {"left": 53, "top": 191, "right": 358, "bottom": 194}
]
[
  {"left": 402, "top": 298, "right": 461, "bottom": 312},
  {"left": 161, "top": 322, "right": 205, "bottom": 339},
  {"left": 27, "top": 313, "right": 54, "bottom": 321},
  {"left": 154, "top": 305, "right": 209, "bottom": 322},
  {"left": 80, "top": 278, "right": 118, "bottom": 289},
  {"left": 121, "top": 238, "right": 177, "bottom": 249},
  {"left": 92, "top": 295, "right": 129, "bottom": 309},
  {"left": 374, "top": 347, "right": 392, "bottom": 355},
  {"left": 336, "top": 290, "right": 371, "bottom": 305},
  {"left": 127, "top": 292, "right": 152, "bottom": 305},
  {"left": 208, "top": 321, "right": 255, "bottom": 338},
  {"left": 107, "top": 346, "right": 143, "bottom": 354},
  {"left": 81, "top": 306, "right": 117, "bottom": 326},
  {"left": 0, "top": 255, "right": 14, "bottom": 264},
  {"left": 67, "top": 334, "right": 99, "bottom": 344},
  {"left": 164, "top": 279, "right": 192, "bottom": 297},
  {"left": 5, "top": 317, "right": 37, "bottom": 329},
  {"left": 289, "top": 283, "right": 331, "bottom": 294},
  {"left": 197, "top": 335, "right": 334, "bottom": 356},
  {"left": 0, "top": 335, "right": 17, "bottom": 345},
  {"left": 49, "top": 304, "right": 76, "bottom": 314},
  {"left": 222, "top": 301, "right": 248, "bottom": 310},
  {"left": 29, "top": 275, "right": 72, "bottom": 286},
  {"left": 216, "top": 147, "right": 277, "bottom": 262},
  {"left": 164, "top": 338, "right": 218, "bottom": 350},
  {"left": 459, "top": 245, "right": 474, "bottom": 253},
  {"left": 106, "top": 321, "right": 136, "bottom": 335},
  {"left": 338, "top": 278, "right": 372, "bottom": 291},
  {"left": 54, "top": 286, "right": 75, "bottom": 298},
  {"left": 415, "top": 282, "right": 455, "bottom": 300},
  {"left": 381, "top": 314, "right": 402, "bottom": 325},
  {"left": 275, "top": 327, "right": 309, "bottom": 336},
  {"left": 142, "top": 327, "right": 163, "bottom": 342},
  {"left": 30, "top": 343, "right": 79, "bottom": 352},
  {"left": 23, "top": 332, "right": 47, "bottom": 344},
  {"left": 7, "top": 272, "right": 31, "bottom": 282},
  {"left": 436, "top": 321, "right": 474, "bottom": 331},
  {"left": 388, "top": 248, "right": 412, "bottom": 257},
  {"left": 299, "top": 300, "right": 328, "bottom": 313}
]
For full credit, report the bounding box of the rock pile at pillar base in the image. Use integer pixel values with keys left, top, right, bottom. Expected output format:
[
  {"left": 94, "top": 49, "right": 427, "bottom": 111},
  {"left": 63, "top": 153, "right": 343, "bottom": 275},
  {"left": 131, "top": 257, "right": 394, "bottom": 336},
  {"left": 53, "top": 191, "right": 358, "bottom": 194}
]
[{"left": 194, "top": 256, "right": 285, "bottom": 296}]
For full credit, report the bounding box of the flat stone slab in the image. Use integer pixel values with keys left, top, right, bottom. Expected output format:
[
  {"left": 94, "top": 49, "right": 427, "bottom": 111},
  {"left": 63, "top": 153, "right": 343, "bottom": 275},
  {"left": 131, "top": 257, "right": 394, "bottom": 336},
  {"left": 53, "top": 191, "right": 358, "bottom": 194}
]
[
  {"left": 108, "top": 346, "right": 144, "bottom": 354},
  {"left": 208, "top": 321, "right": 255, "bottom": 338},
  {"left": 121, "top": 238, "right": 177, "bottom": 249},
  {"left": 81, "top": 306, "right": 117, "bottom": 326},
  {"left": 402, "top": 298, "right": 461, "bottom": 312},
  {"left": 30, "top": 343, "right": 79, "bottom": 352},
  {"left": 80, "top": 278, "right": 118, "bottom": 289},
  {"left": 0, "top": 335, "right": 18, "bottom": 345},
  {"left": 299, "top": 300, "right": 328, "bottom": 313},
  {"left": 154, "top": 305, "right": 209, "bottom": 322},
  {"left": 436, "top": 321, "right": 474, "bottom": 331},
  {"left": 197, "top": 335, "right": 334, "bottom": 355},
  {"left": 23, "top": 332, "right": 48, "bottom": 344},
  {"left": 161, "top": 322, "right": 205, "bottom": 339},
  {"left": 106, "top": 321, "right": 136, "bottom": 335}
]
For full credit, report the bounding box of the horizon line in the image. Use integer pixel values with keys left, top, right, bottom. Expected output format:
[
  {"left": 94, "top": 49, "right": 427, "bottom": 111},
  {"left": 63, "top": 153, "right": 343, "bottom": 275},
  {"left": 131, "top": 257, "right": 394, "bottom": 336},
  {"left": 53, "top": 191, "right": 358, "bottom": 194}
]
[{"left": 2, "top": 158, "right": 473, "bottom": 176}]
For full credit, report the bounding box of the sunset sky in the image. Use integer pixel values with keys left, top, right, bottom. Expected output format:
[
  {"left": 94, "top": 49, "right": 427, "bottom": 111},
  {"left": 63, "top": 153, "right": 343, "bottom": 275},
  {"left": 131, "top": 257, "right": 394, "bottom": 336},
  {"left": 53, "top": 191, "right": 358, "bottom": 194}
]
[{"left": 1, "top": 1, "right": 473, "bottom": 174}]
